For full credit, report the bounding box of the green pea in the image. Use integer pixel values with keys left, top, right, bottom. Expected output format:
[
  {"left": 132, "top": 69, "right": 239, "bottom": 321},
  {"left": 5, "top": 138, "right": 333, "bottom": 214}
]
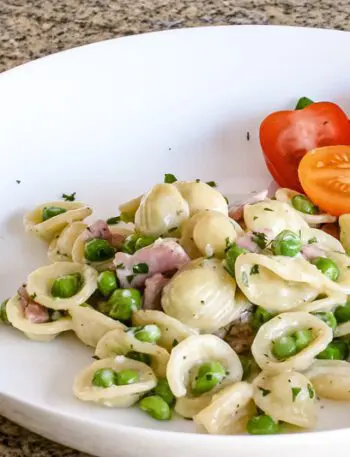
[
  {"left": 334, "top": 301, "right": 350, "bottom": 324},
  {"left": 239, "top": 355, "right": 253, "bottom": 380},
  {"left": 130, "top": 325, "right": 161, "bottom": 344},
  {"left": 42, "top": 206, "right": 67, "bottom": 221},
  {"left": 311, "top": 257, "right": 340, "bottom": 281},
  {"left": 251, "top": 306, "right": 274, "bottom": 330},
  {"left": 154, "top": 378, "right": 175, "bottom": 407},
  {"left": 295, "top": 96, "right": 314, "bottom": 110},
  {"left": 294, "top": 329, "right": 313, "bottom": 352},
  {"left": 126, "top": 351, "right": 152, "bottom": 366},
  {"left": 272, "top": 335, "right": 297, "bottom": 360},
  {"left": 121, "top": 234, "right": 139, "bottom": 254},
  {"left": 51, "top": 273, "right": 82, "bottom": 298},
  {"left": 0, "top": 299, "right": 9, "bottom": 325},
  {"left": 314, "top": 312, "right": 337, "bottom": 331},
  {"left": 317, "top": 339, "right": 349, "bottom": 360},
  {"left": 139, "top": 395, "right": 172, "bottom": 421},
  {"left": 192, "top": 361, "right": 226, "bottom": 396},
  {"left": 84, "top": 238, "right": 115, "bottom": 262},
  {"left": 115, "top": 369, "right": 140, "bottom": 385},
  {"left": 92, "top": 368, "right": 117, "bottom": 388},
  {"left": 134, "top": 236, "right": 157, "bottom": 251},
  {"left": 291, "top": 195, "right": 319, "bottom": 215},
  {"left": 225, "top": 244, "right": 248, "bottom": 276},
  {"left": 271, "top": 230, "right": 302, "bottom": 257},
  {"left": 107, "top": 288, "right": 142, "bottom": 321},
  {"left": 247, "top": 414, "right": 280, "bottom": 435},
  {"left": 97, "top": 271, "right": 118, "bottom": 297}
]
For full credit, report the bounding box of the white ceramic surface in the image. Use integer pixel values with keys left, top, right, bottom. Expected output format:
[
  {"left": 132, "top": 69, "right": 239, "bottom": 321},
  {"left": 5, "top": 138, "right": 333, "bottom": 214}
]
[{"left": 1, "top": 25, "right": 350, "bottom": 457}]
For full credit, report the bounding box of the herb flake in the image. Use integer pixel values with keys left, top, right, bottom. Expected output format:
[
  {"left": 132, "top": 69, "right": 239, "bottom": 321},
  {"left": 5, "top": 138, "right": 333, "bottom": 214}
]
[
  {"left": 107, "top": 216, "right": 121, "bottom": 225},
  {"left": 264, "top": 208, "right": 274, "bottom": 212},
  {"left": 308, "top": 237, "right": 317, "bottom": 244},
  {"left": 132, "top": 263, "right": 149, "bottom": 274},
  {"left": 116, "top": 263, "right": 125, "bottom": 269},
  {"left": 164, "top": 173, "right": 177, "bottom": 184},
  {"left": 62, "top": 192, "right": 76, "bottom": 201},
  {"left": 307, "top": 384, "right": 315, "bottom": 399},
  {"left": 258, "top": 387, "right": 271, "bottom": 397},
  {"left": 250, "top": 264, "right": 259, "bottom": 275},
  {"left": 126, "top": 274, "right": 135, "bottom": 283},
  {"left": 292, "top": 387, "right": 302, "bottom": 402},
  {"left": 252, "top": 231, "right": 268, "bottom": 249},
  {"left": 206, "top": 181, "right": 217, "bottom": 187}
]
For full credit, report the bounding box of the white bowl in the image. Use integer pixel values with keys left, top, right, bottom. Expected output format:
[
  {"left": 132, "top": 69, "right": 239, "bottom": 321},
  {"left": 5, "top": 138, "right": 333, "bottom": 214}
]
[{"left": 1, "top": 25, "right": 350, "bottom": 457}]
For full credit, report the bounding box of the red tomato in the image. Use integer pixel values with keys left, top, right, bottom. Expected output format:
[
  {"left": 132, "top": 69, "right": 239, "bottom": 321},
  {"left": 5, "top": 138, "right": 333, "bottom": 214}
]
[{"left": 260, "top": 102, "right": 350, "bottom": 192}]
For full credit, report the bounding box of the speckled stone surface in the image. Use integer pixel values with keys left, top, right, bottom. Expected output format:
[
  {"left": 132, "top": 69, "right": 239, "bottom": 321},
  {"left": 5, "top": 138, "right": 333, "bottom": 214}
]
[{"left": 1, "top": 0, "right": 350, "bottom": 455}]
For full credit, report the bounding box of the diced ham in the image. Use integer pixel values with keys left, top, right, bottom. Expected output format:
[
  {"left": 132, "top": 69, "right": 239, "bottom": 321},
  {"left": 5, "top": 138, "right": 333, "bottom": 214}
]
[
  {"left": 228, "top": 181, "right": 279, "bottom": 221},
  {"left": 83, "top": 219, "right": 126, "bottom": 248},
  {"left": 143, "top": 273, "right": 170, "bottom": 310},
  {"left": 114, "top": 238, "right": 190, "bottom": 288},
  {"left": 301, "top": 244, "right": 326, "bottom": 261},
  {"left": 236, "top": 233, "right": 261, "bottom": 252},
  {"left": 17, "top": 285, "right": 49, "bottom": 324}
]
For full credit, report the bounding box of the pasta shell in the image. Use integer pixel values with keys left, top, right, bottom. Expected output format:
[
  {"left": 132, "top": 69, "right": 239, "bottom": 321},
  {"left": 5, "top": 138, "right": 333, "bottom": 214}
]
[
  {"left": 339, "top": 214, "right": 350, "bottom": 254},
  {"left": 6, "top": 295, "right": 72, "bottom": 342},
  {"left": 48, "top": 222, "right": 87, "bottom": 262},
  {"left": 251, "top": 312, "right": 332, "bottom": 373},
  {"left": 161, "top": 258, "right": 239, "bottom": 332},
  {"left": 180, "top": 210, "right": 243, "bottom": 259},
  {"left": 95, "top": 328, "right": 170, "bottom": 377},
  {"left": 275, "top": 188, "right": 336, "bottom": 226},
  {"left": 73, "top": 356, "right": 157, "bottom": 407},
  {"left": 134, "top": 183, "right": 190, "bottom": 237},
  {"left": 253, "top": 371, "right": 317, "bottom": 428},
  {"left": 244, "top": 199, "right": 308, "bottom": 238},
  {"left": 235, "top": 253, "right": 341, "bottom": 312},
  {"left": 194, "top": 382, "right": 255, "bottom": 434},
  {"left": 304, "top": 360, "right": 350, "bottom": 401},
  {"left": 300, "top": 227, "right": 345, "bottom": 253},
  {"left": 119, "top": 194, "right": 143, "bottom": 215},
  {"left": 175, "top": 396, "right": 213, "bottom": 419},
  {"left": 132, "top": 310, "right": 198, "bottom": 352},
  {"left": 166, "top": 334, "right": 243, "bottom": 398},
  {"left": 26, "top": 262, "right": 98, "bottom": 310},
  {"left": 174, "top": 181, "right": 228, "bottom": 216},
  {"left": 70, "top": 305, "right": 126, "bottom": 348},
  {"left": 24, "top": 201, "right": 92, "bottom": 242}
]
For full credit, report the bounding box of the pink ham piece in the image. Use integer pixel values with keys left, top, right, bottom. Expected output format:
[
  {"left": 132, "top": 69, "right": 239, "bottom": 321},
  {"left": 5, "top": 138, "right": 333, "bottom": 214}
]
[
  {"left": 228, "top": 181, "right": 279, "bottom": 221},
  {"left": 17, "top": 285, "right": 49, "bottom": 324},
  {"left": 114, "top": 238, "right": 190, "bottom": 288},
  {"left": 143, "top": 273, "right": 170, "bottom": 310},
  {"left": 83, "top": 219, "right": 126, "bottom": 248},
  {"left": 301, "top": 244, "right": 326, "bottom": 261},
  {"left": 236, "top": 228, "right": 274, "bottom": 253}
]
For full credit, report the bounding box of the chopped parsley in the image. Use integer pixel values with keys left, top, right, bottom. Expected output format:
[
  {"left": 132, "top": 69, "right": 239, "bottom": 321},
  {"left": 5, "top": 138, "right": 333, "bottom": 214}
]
[
  {"left": 107, "top": 216, "right": 121, "bottom": 225},
  {"left": 225, "top": 236, "right": 234, "bottom": 251},
  {"left": 195, "top": 178, "right": 201, "bottom": 183},
  {"left": 62, "top": 192, "right": 76, "bottom": 201},
  {"left": 168, "top": 226, "right": 178, "bottom": 233},
  {"left": 116, "top": 263, "right": 125, "bottom": 269},
  {"left": 206, "top": 181, "right": 217, "bottom": 187},
  {"left": 308, "top": 237, "right": 317, "bottom": 244},
  {"left": 172, "top": 339, "right": 179, "bottom": 348},
  {"left": 164, "top": 173, "right": 177, "bottom": 184},
  {"left": 264, "top": 208, "right": 273, "bottom": 212},
  {"left": 132, "top": 263, "right": 149, "bottom": 274},
  {"left": 92, "top": 355, "right": 100, "bottom": 360},
  {"left": 126, "top": 274, "right": 135, "bottom": 283},
  {"left": 292, "top": 387, "right": 302, "bottom": 402},
  {"left": 224, "top": 196, "right": 229, "bottom": 204},
  {"left": 253, "top": 216, "right": 258, "bottom": 221},
  {"left": 250, "top": 264, "right": 259, "bottom": 275},
  {"left": 252, "top": 231, "right": 268, "bottom": 249},
  {"left": 29, "top": 293, "right": 37, "bottom": 300},
  {"left": 242, "top": 271, "right": 249, "bottom": 287},
  {"left": 258, "top": 387, "right": 271, "bottom": 397},
  {"left": 307, "top": 384, "right": 315, "bottom": 399}
]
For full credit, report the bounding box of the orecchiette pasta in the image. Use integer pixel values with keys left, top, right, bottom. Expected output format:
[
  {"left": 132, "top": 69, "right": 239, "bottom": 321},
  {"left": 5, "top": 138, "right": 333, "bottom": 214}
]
[
  {"left": 253, "top": 371, "right": 317, "bottom": 428},
  {"left": 244, "top": 199, "right": 308, "bottom": 238},
  {"left": 134, "top": 183, "right": 190, "bottom": 237},
  {"left": 70, "top": 305, "right": 126, "bottom": 347},
  {"left": 339, "top": 214, "right": 350, "bottom": 254},
  {"left": 166, "top": 334, "right": 243, "bottom": 398},
  {"left": 6, "top": 295, "right": 72, "bottom": 342},
  {"left": 334, "top": 321, "right": 350, "bottom": 338},
  {"left": 235, "top": 253, "right": 342, "bottom": 312},
  {"left": 300, "top": 227, "right": 345, "bottom": 253},
  {"left": 304, "top": 360, "right": 350, "bottom": 401},
  {"left": 161, "top": 258, "right": 240, "bottom": 332},
  {"left": 275, "top": 188, "right": 336, "bottom": 225},
  {"left": 48, "top": 222, "right": 87, "bottom": 262},
  {"left": 174, "top": 181, "right": 228, "bottom": 216},
  {"left": 175, "top": 396, "right": 213, "bottom": 420},
  {"left": 132, "top": 310, "right": 198, "bottom": 352},
  {"left": 324, "top": 251, "right": 350, "bottom": 294},
  {"left": 194, "top": 382, "right": 255, "bottom": 434},
  {"left": 24, "top": 201, "right": 92, "bottom": 241},
  {"left": 26, "top": 262, "right": 98, "bottom": 310},
  {"left": 119, "top": 194, "right": 143, "bottom": 216},
  {"left": 95, "top": 328, "right": 170, "bottom": 377},
  {"left": 73, "top": 356, "right": 157, "bottom": 407},
  {"left": 180, "top": 210, "right": 243, "bottom": 259},
  {"left": 251, "top": 312, "right": 332, "bottom": 373}
]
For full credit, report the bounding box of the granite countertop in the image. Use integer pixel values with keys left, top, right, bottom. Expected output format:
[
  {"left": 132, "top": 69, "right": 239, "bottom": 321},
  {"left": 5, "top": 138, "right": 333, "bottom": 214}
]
[{"left": 1, "top": 0, "right": 350, "bottom": 456}]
